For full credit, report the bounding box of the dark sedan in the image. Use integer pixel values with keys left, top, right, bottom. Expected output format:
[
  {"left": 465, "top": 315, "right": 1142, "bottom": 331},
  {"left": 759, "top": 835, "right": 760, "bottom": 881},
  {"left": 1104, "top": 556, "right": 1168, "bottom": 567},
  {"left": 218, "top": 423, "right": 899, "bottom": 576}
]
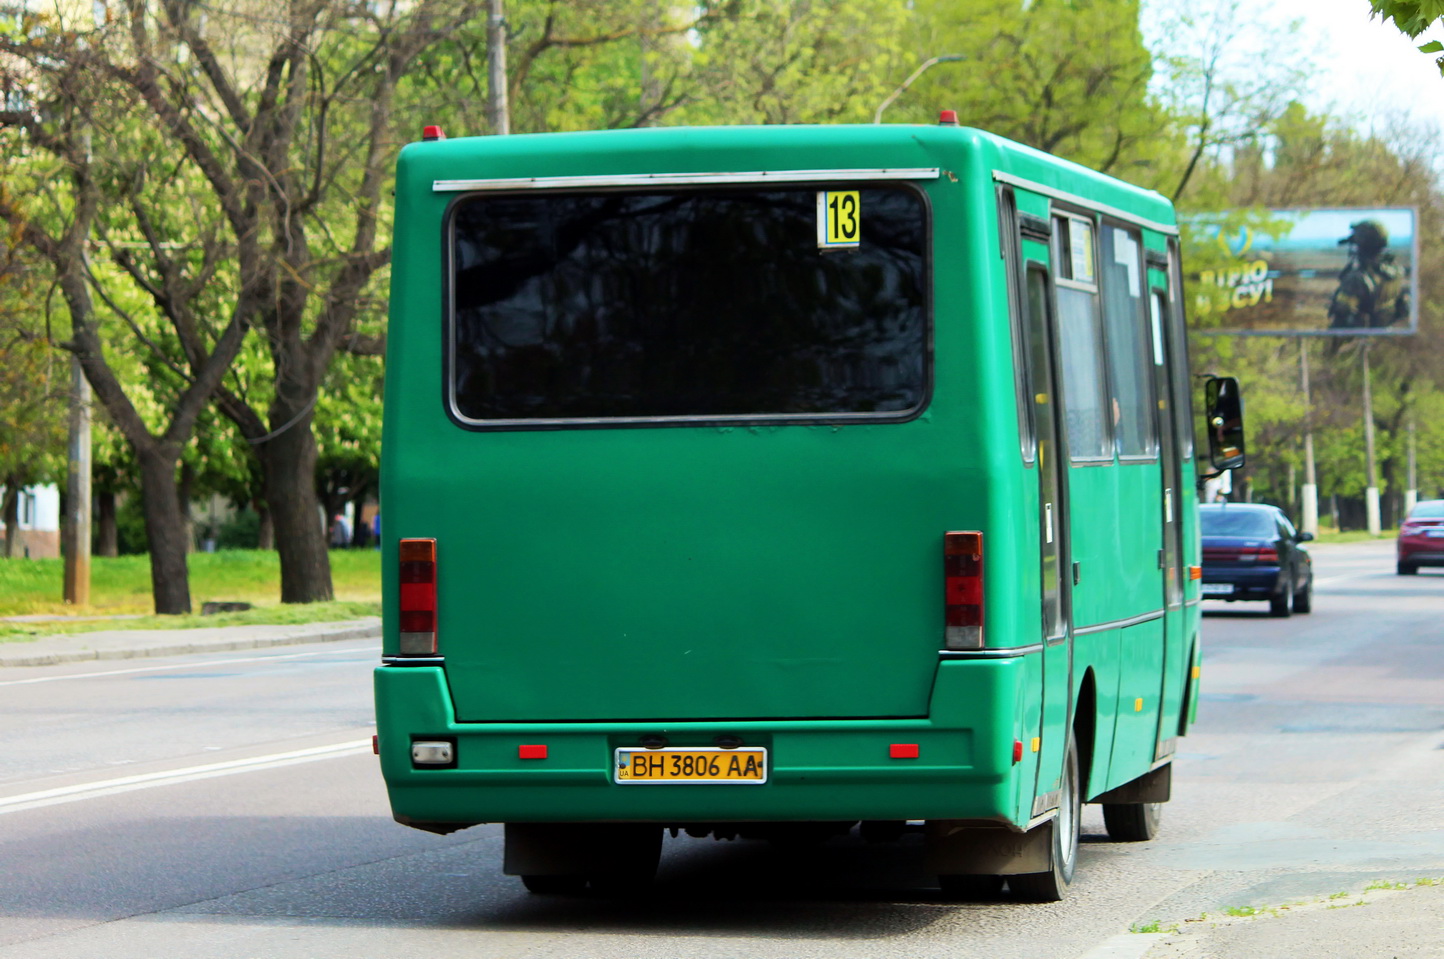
[
  {"left": 1397, "top": 499, "right": 1444, "bottom": 574},
  {"left": 1199, "top": 503, "right": 1314, "bottom": 617}
]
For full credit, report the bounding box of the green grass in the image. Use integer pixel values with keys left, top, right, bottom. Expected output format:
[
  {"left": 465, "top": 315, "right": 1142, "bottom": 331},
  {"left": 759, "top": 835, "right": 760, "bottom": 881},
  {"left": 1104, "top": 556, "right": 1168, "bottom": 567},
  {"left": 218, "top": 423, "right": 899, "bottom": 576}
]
[
  {"left": 0, "top": 550, "right": 379, "bottom": 639},
  {"left": 1310, "top": 528, "right": 1396, "bottom": 544},
  {"left": 1222, "top": 905, "right": 1264, "bottom": 918}
]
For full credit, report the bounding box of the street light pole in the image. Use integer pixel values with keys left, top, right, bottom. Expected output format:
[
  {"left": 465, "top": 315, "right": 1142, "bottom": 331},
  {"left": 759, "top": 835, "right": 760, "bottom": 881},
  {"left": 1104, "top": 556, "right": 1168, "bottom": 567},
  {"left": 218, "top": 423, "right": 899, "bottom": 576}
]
[{"left": 873, "top": 54, "right": 966, "bottom": 125}]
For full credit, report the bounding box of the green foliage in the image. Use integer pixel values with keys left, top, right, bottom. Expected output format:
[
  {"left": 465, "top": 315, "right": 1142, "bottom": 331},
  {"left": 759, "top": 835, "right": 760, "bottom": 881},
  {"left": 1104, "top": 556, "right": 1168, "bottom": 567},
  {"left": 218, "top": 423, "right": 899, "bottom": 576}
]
[
  {"left": 905, "top": 0, "right": 1179, "bottom": 183},
  {"left": 0, "top": 193, "right": 66, "bottom": 495},
  {"left": 217, "top": 509, "right": 261, "bottom": 551},
  {"left": 1369, "top": 1, "right": 1444, "bottom": 71}
]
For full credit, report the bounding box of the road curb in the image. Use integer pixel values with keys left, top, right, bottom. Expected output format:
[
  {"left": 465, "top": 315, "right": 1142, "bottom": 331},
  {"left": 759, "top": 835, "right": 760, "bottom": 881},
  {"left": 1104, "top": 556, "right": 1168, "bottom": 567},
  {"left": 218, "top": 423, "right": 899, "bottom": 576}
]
[{"left": 0, "top": 620, "right": 380, "bottom": 668}]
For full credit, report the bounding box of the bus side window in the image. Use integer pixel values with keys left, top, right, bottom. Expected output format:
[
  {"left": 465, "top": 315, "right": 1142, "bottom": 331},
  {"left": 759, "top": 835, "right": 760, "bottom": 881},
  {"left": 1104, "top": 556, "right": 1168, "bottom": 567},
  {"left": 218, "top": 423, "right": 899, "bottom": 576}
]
[
  {"left": 1099, "top": 224, "right": 1158, "bottom": 459},
  {"left": 1052, "top": 215, "right": 1111, "bottom": 461}
]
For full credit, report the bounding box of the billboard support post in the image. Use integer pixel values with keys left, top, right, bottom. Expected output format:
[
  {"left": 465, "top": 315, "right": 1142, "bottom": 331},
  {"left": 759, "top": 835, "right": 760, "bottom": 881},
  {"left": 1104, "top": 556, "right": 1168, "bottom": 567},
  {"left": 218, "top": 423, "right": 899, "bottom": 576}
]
[
  {"left": 1300, "top": 340, "right": 1318, "bottom": 536},
  {"left": 1362, "top": 341, "right": 1381, "bottom": 537},
  {"left": 1406, "top": 409, "right": 1418, "bottom": 515}
]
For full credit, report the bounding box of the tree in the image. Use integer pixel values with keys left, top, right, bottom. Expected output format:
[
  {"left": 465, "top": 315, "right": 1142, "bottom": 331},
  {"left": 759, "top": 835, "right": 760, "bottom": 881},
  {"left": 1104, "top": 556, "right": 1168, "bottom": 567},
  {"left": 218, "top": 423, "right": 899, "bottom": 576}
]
[
  {"left": 1145, "top": 0, "right": 1310, "bottom": 202},
  {"left": 0, "top": 18, "right": 250, "bottom": 611},
  {"left": 0, "top": 226, "right": 66, "bottom": 557},
  {"left": 5, "top": 0, "right": 488, "bottom": 604}
]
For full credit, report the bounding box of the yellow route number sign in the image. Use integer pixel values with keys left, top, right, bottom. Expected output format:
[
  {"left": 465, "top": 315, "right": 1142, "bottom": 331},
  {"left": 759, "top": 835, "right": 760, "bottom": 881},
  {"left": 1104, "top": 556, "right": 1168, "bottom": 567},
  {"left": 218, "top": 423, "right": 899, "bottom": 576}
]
[{"left": 817, "top": 190, "right": 861, "bottom": 249}]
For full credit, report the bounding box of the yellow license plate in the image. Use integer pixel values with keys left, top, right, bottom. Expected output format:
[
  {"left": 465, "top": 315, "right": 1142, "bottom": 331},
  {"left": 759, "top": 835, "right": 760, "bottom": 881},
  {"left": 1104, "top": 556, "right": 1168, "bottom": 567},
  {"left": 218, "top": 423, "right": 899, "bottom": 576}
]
[{"left": 614, "top": 747, "right": 768, "bottom": 784}]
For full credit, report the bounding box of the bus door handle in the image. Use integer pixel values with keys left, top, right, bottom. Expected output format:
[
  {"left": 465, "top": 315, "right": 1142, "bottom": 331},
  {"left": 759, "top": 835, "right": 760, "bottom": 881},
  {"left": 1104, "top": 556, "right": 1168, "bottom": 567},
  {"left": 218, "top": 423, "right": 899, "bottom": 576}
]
[{"left": 1072, "top": 562, "right": 1081, "bottom": 585}]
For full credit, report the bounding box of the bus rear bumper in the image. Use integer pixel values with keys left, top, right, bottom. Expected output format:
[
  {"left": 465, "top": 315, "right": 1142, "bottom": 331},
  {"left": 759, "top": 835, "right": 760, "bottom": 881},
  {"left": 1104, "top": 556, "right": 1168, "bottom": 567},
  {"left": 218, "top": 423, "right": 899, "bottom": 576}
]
[{"left": 374, "top": 662, "right": 1023, "bottom": 827}]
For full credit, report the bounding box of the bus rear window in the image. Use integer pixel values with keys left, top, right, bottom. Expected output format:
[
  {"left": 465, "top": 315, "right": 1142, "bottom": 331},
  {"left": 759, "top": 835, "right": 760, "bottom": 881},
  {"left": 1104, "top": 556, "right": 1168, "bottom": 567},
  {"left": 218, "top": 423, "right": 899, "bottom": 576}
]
[{"left": 448, "top": 186, "right": 928, "bottom": 425}]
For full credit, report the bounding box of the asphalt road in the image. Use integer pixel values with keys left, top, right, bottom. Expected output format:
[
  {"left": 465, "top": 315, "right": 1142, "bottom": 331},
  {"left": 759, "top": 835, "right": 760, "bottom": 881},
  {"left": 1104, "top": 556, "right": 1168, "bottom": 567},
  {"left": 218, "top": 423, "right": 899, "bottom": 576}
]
[{"left": 0, "top": 539, "right": 1441, "bottom": 958}]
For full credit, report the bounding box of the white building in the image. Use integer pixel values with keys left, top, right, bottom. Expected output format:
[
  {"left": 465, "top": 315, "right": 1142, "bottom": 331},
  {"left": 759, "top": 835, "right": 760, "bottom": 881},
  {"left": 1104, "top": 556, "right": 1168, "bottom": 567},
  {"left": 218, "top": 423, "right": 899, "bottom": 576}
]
[{"left": 0, "top": 484, "right": 62, "bottom": 558}]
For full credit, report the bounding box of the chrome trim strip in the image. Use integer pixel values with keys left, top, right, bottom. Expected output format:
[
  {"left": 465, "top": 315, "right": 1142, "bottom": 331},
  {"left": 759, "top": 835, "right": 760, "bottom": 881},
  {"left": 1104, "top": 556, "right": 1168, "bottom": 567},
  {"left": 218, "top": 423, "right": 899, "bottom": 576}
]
[
  {"left": 1184, "top": 598, "right": 1201, "bottom": 608},
  {"left": 381, "top": 656, "right": 446, "bottom": 667},
  {"left": 1072, "top": 609, "right": 1166, "bottom": 636},
  {"left": 1024, "top": 809, "right": 1057, "bottom": 831},
  {"left": 991, "top": 171, "right": 1179, "bottom": 236},
  {"left": 435, "top": 168, "right": 943, "bottom": 193},
  {"left": 939, "top": 643, "right": 1045, "bottom": 660}
]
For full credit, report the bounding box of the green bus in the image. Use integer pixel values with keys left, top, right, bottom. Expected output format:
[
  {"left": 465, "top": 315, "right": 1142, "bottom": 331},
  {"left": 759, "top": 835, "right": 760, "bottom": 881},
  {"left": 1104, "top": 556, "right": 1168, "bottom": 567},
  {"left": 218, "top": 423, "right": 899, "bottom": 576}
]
[{"left": 374, "top": 118, "right": 1245, "bottom": 901}]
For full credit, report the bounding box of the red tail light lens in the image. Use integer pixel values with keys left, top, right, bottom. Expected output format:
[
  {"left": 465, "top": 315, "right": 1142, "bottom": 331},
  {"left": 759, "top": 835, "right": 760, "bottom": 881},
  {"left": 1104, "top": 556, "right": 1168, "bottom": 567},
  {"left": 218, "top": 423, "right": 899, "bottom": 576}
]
[
  {"left": 398, "top": 538, "right": 437, "bottom": 655},
  {"left": 1204, "top": 545, "right": 1278, "bottom": 563},
  {"left": 944, "top": 531, "right": 984, "bottom": 650}
]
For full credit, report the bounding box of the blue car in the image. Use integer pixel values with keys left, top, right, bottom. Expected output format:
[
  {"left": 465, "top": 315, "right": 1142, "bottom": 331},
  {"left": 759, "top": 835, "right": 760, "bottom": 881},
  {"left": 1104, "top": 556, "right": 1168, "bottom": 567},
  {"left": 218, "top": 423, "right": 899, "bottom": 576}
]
[{"left": 1199, "top": 503, "right": 1314, "bottom": 617}]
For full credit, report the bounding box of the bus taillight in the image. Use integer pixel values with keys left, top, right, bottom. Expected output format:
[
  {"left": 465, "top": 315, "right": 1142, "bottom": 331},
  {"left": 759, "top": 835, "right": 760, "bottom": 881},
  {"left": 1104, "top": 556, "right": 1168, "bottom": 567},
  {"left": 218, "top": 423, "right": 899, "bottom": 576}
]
[
  {"left": 399, "top": 538, "right": 438, "bottom": 655},
  {"left": 944, "top": 531, "right": 983, "bottom": 650}
]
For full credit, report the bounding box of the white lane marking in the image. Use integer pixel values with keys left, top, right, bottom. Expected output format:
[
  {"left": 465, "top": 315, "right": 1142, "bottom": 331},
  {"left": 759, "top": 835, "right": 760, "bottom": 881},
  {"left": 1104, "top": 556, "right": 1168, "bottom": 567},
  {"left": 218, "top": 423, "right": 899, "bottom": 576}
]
[
  {"left": 0, "top": 739, "right": 372, "bottom": 815},
  {"left": 0, "top": 645, "right": 372, "bottom": 687},
  {"left": 1075, "top": 933, "right": 1169, "bottom": 959}
]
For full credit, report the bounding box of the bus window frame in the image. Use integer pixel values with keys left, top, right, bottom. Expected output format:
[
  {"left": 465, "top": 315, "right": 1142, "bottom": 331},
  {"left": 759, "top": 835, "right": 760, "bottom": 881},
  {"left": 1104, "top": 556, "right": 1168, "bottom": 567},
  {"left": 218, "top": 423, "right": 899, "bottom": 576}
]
[
  {"left": 998, "top": 184, "right": 1037, "bottom": 466},
  {"left": 439, "top": 180, "right": 937, "bottom": 432},
  {"left": 1165, "top": 237, "right": 1196, "bottom": 461}
]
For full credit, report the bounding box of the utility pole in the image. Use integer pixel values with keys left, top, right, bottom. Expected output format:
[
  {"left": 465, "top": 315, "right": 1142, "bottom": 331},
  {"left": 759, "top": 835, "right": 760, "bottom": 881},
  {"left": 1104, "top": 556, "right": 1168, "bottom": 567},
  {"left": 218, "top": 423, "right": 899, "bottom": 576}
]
[
  {"left": 62, "top": 356, "right": 91, "bottom": 604},
  {"left": 1299, "top": 339, "right": 1318, "bottom": 536},
  {"left": 1361, "top": 341, "right": 1380, "bottom": 537},
  {"left": 487, "top": 0, "right": 510, "bottom": 135},
  {"left": 63, "top": 128, "right": 94, "bottom": 605}
]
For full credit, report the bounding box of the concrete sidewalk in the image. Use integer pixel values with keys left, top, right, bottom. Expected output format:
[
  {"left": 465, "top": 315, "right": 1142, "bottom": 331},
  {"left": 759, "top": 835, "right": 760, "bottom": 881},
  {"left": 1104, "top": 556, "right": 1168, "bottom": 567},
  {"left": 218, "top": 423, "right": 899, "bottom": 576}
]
[
  {"left": 1131, "top": 881, "right": 1444, "bottom": 958},
  {"left": 0, "top": 617, "right": 380, "bottom": 667}
]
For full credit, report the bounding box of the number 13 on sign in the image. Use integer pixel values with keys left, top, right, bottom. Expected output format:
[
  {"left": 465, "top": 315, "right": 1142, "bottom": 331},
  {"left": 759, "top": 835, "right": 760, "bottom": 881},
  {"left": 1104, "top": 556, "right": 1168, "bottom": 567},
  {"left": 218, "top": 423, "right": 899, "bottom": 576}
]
[{"left": 817, "top": 191, "right": 861, "bottom": 248}]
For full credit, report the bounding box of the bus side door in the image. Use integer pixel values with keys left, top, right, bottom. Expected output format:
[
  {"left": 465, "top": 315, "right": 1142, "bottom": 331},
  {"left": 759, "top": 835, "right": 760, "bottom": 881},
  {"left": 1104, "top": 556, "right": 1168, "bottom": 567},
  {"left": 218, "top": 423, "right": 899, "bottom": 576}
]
[{"left": 1003, "top": 188, "right": 1072, "bottom": 817}]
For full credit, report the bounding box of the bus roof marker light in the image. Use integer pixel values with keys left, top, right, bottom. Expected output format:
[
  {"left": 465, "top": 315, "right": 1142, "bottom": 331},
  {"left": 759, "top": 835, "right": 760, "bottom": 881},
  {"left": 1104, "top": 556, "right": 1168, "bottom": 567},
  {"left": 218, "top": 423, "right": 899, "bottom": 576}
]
[
  {"left": 398, "top": 538, "right": 438, "bottom": 655},
  {"left": 944, "top": 531, "right": 984, "bottom": 650},
  {"left": 422, "top": 125, "right": 446, "bottom": 141},
  {"left": 939, "top": 110, "right": 959, "bottom": 126}
]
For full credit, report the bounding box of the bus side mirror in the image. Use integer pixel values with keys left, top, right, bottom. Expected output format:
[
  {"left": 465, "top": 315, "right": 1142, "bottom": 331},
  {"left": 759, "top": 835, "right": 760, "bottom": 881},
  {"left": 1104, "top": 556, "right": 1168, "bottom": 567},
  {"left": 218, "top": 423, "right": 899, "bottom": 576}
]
[{"left": 1204, "top": 375, "right": 1245, "bottom": 472}]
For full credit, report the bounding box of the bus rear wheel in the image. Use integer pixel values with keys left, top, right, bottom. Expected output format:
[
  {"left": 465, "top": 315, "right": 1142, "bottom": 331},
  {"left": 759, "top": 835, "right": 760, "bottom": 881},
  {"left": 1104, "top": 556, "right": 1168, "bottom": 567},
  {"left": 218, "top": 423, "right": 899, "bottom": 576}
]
[
  {"left": 1009, "top": 732, "right": 1080, "bottom": 902},
  {"left": 1102, "top": 801, "right": 1161, "bottom": 842}
]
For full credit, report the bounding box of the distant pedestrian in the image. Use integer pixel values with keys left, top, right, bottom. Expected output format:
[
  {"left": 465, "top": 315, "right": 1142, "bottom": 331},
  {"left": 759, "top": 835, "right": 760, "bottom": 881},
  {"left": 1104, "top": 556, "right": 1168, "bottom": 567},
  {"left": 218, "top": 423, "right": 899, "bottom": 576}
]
[{"left": 330, "top": 513, "right": 351, "bottom": 547}]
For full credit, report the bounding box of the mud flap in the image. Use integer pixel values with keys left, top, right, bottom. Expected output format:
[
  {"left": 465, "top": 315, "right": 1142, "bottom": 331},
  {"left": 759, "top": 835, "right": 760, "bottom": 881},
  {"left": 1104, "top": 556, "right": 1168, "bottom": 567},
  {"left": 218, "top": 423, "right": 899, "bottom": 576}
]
[{"left": 924, "top": 820, "right": 1054, "bottom": 876}]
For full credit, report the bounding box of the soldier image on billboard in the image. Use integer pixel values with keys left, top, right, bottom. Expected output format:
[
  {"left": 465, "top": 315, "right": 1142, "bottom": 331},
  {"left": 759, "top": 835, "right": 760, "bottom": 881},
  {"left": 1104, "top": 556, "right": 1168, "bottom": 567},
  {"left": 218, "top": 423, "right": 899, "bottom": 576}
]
[{"left": 1327, "top": 219, "right": 1409, "bottom": 330}]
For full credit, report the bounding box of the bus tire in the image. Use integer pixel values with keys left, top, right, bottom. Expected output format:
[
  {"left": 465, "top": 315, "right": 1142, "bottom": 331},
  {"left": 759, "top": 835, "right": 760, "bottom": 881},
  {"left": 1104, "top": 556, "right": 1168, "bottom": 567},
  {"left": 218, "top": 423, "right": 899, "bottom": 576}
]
[
  {"left": 1009, "top": 732, "right": 1080, "bottom": 902},
  {"left": 1102, "top": 801, "right": 1162, "bottom": 842}
]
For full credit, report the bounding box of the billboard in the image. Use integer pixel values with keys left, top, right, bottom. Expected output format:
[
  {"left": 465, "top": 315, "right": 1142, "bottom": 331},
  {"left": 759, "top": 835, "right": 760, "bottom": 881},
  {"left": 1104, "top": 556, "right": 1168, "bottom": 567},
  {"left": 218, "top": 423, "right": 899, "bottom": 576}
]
[{"left": 1186, "top": 207, "right": 1418, "bottom": 336}]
